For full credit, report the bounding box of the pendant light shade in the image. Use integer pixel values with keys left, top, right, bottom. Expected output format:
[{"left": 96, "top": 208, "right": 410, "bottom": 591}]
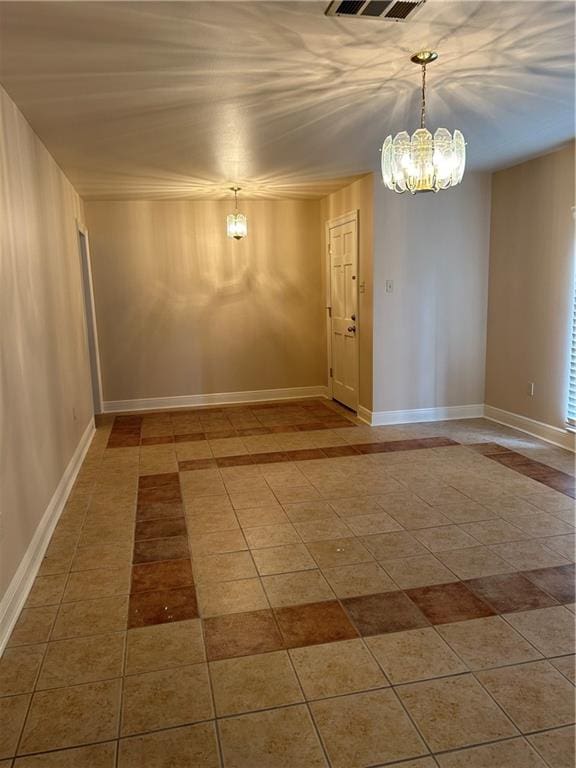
[
  {"left": 227, "top": 187, "right": 247, "bottom": 239},
  {"left": 381, "top": 52, "right": 466, "bottom": 194}
]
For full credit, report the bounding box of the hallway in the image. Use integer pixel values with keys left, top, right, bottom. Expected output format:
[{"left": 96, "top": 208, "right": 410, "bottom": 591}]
[{"left": 0, "top": 400, "right": 574, "bottom": 767}]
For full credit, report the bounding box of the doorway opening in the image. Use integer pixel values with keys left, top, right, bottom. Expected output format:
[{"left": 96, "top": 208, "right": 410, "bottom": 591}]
[
  {"left": 77, "top": 225, "right": 103, "bottom": 414},
  {"left": 325, "top": 211, "right": 359, "bottom": 412}
]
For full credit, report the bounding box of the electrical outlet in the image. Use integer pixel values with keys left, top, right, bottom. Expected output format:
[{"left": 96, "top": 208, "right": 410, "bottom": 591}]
[
  {"left": 528, "top": 382, "right": 535, "bottom": 397},
  {"left": 385, "top": 280, "right": 394, "bottom": 294}
]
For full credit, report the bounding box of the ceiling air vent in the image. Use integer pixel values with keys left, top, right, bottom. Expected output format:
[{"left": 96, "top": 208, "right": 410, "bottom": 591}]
[{"left": 325, "top": 0, "right": 426, "bottom": 22}]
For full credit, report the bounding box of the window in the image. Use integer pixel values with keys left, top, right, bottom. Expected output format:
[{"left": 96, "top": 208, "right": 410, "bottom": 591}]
[{"left": 568, "top": 209, "right": 576, "bottom": 427}]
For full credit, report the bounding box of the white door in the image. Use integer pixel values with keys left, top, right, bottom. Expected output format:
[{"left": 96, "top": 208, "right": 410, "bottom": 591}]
[{"left": 328, "top": 217, "right": 358, "bottom": 411}]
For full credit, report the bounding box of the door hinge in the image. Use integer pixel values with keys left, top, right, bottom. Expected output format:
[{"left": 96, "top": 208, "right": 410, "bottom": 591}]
[
  {"left": 327, "top": 306, "right": 332, "bottom": 318},
  {"left": 329, "top": 367, "right": 333, "bottom": 378}
]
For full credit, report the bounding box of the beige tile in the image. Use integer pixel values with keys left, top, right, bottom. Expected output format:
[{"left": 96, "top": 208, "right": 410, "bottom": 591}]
[
  {"left": 262, "top": 570, "right": 334, "bottom": 607},
  {"left": 439, "top": 499, "right": 497, "bottom": 524},
  {"left": 294, "top": 518, "right": 353, "bottom": 542},
  {"left": 118, "top": 723, "right": 220, "bottom": 768},
  {"left": 62, "top": 568, "right": 131, "bottom": 603},
  {"left": 397, "top": 674, "right": 518, "bottom": 752},
  {"left": 306, "top": 538, "right": 373, "bottom": 569},
  {"left": 528, "top": 725, "right": 576, "bottom": 768},
  {"left": 366, "top": 628, "right": 466, "bottom": 684},
  {"left": 310, "top": 688, "right": 427, "bottom": 768},
  {"left": 382, "top": 554, "right": 456, "bottom": 589},
  {"left": 550, "top": 654, "right": 576, "bottom": 684},
  {"left": 36, "top": 633, "right": 124, "bottom": 690},
  {"left": 175, "top": 441, "right": 213, "bottom": 460},
  {"left": 243, "top": 523, "right": 300, "bottom": 549},
  {"left": 476, "top": 661, "right": 576, "bottom": 732},
  {"left": 381, "top": 760, "right": 437, "bottom": 768},
  {"left": 386, "top": 504, "right": 452, "bottom": 530},
  {"left": 329, "top": 496, "right": 384, "bottom": 518},
  {"left": 274, "top": 485, "right": 323, "bottom": 504},
  {"left": 218, "top": 704, "right": 327, "bottom": 768},
  {"left": 197, "top": 578, "right": 268, "bottom": 617},
  {"left": 290, "top": 638, "right": 387, "bottom": 699},
  {"left": 209, "top": 437, "right": 246, "bottom": 457},
  {"left": 7, "top": 607, "right": 58, "bottom": 647},
  {"left": 190, "top": 529, "right": 247, "bottom": 556},
  {"left": 186, "top": 495, "right": 232, "bottom": 515},
  {"left": 438, "top": 616, "right": 543, "bottom": 670},
  {"left": 14, "top": 742, "right": 117, "bottom": 767},
  {"left": 283, "top": 501, "right": 337, "bottom": 523},
  {"left": 507, "top": 511, "right": 574, "bottom": 538},
  {"left": 413, "top": 525, "right": 481, "bottom": 552},
  {"left": 236, "top": 505, "right": 289, "bottom": 528},
  {"left": 322, "top": 562, "right": 397, "bottom": 598},
  {"left": 228, "top": 489, "right": 278, "bottom": 510},
  {"left": 361, "top": 531, "right": 429, "bottom": 561},
  {"left": 490, "top": 540, "right": 570, "bottom": 570},
  {"left": 543, "top": 534, "right": 576, "bottom": 560},
  {"left": 251, "top": 543, "right": 316, "bottom": 576},
  {"left": 51, "top": 597, "right": 128, "bottom": 640},
  {"left": 504, "top": 606, "right": 576, "bottom": 656},
  {"left": 121, "top": 663, "right": 213, "bottom": 736},
  {"left": 26, "top": 575, "right": 67, "bottom": 608},
  {"left": 210, "top": 650, "right": 303, "bottom": 716},
  {"left": 0, "top": 694, "right": 30, "bottom": 759},
  {"left": 187, "top": 509, "right": 239, "bottom": 535},
  {"left": 193, "top": 551, "right": 256, "bottom": 583},
  {"left": 436, "top": 737, "right": 548, "bottom": 768},
  {"left": 460, "top": 518, "right": 527, "bottom": 544},
  {"left": 0, "top": 644, "right": 45, "bottom": 696},
  {"left": 71, "top": 542, "right": 133, "bottom": 572},
  {"left": 19, "top": 679, "right": 121, "bottom": 754},
  {"left": 345, "top": 512, "right": 402, "bottom": 535},
  {"left": 436, "top": 546, "right": 512, "bottom": 579},
  {"left": 125, "top": 619, "right": 205, "bottom": 675}
]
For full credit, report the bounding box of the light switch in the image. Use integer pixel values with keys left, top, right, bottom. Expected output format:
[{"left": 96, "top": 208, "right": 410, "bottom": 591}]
[{"left": 385, "top": 280, "right": 394, "bottom": 294}]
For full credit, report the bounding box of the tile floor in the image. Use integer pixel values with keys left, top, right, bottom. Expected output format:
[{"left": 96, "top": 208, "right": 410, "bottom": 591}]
[{"left": 0, "top": 399, "right": 575, "bottom": 767}]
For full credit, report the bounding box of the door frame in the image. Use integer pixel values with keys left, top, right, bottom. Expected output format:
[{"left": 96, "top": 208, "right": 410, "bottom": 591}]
[
  {"left": 325, "top": 210, "right": 359, "bottom": 408},
  {"left": 76, "top": 221, "right": 104, "bottom": 414}
]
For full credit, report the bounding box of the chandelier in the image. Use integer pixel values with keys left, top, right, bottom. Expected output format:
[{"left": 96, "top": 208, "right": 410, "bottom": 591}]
[
  {"left": 381, "top": 51, "right": 466, "bottom": 194},
  {"left": 226, "top": 186, "right": 248, "bottom": 240}
]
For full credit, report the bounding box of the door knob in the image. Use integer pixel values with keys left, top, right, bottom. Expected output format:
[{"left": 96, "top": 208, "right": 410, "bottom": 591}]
[
  {"left": 351, "top": 314, "right": 356, "bottom": 321},
  {"left": 347, "top": 326, "right": 356, "bottom": 333}
]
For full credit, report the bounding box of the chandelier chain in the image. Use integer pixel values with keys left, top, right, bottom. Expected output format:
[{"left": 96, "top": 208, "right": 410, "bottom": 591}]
[{"left": 420, "top": 62, "right": 427, "bottom": 129}]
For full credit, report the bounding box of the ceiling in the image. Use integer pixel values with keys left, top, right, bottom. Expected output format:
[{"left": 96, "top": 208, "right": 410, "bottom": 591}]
[{"left": 0, "top": 1, "right": 574, "bottom": 200}]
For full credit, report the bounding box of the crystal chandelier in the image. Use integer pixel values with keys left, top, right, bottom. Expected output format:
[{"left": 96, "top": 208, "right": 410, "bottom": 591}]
[
  {"left": 226, "top": 186, "right": 248, "bottom": 240},
  {"left": 381, "top": 51, "right": 466, "bottom": 194}
]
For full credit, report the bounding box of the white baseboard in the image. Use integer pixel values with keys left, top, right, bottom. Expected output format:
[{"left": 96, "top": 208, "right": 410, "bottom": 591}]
[
  {"left": 0, "top": 418, "right": 96, "bottom": 653},
  {"left": 361, "top": 404, "right": 485, "bottom": 427},
  {"left": 484, "top": 405, "right": 575, "bottom": 452},
  {"left": 103, "top": 386, "right": 329, "bottom": 413}
]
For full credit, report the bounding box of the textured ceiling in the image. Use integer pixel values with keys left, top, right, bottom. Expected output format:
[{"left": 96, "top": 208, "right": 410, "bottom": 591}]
[{"left": 0, "top": 1, "right": 574, "bottom": 199}]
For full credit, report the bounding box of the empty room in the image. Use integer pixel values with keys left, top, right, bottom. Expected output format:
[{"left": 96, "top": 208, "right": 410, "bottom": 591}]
[{"left": 0, "top": 1, "right": 575, "bottom": 767}]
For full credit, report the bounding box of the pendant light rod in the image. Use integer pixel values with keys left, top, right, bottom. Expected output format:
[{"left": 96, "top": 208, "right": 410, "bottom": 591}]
[
  {"left": 410, "top": 51, "right": 437, "bottom": 130},
  {"left": 230, "top": 186, "right": 241, "bottom": 210}
]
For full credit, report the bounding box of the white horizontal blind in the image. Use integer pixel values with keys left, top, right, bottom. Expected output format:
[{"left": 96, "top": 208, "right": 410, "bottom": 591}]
[{"left": 568, "top": 275, "right": 576, "bottom": 426}]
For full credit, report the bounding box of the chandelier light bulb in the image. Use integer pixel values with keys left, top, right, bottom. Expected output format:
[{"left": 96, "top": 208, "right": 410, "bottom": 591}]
[
  {"left": 227, "top": 186, "right": 248, "bottom": 240},
  {"left": 381, "top": 51, "right": 466, "bottom": 194}
]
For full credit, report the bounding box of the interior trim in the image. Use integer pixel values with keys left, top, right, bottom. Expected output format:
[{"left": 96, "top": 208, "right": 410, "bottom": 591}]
[
  {"left": 484, "top": 405, "right": 575, "bottom": 452},
  {"left": 360, "top": 404, "right": 485, "bottom": 426},
  {"left": 0, "top": 418, "right": 96, "bottom": 653},
  {"left": 103, "top": 386, "right": 330, "bottom": 413}
]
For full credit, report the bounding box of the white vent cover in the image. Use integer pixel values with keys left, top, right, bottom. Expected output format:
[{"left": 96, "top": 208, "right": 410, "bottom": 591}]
[{"left": 325, "top": 0, "right": 426, "bottom": 22}]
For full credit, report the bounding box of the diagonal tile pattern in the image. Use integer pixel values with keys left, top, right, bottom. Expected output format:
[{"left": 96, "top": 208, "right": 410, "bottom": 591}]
[{"left": 1, "top": 399, "right": 574, "bottom": 766}]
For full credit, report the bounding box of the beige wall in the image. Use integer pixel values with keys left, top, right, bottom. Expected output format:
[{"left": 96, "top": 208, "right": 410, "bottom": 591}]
[
  {"left": 372, "top": 173, "right": 492, "bottom": 414},
  {"left": 0, "top": 86, "right": 93, "bottom": 603},
  {"left": 85, "top": 199, "right": 325, "bottom": 402},
  {"left": 320, "top": 174, "right": 374, "bottom": 412},
  {"left": 485, "top": 143, "right": 575, "bottom": 430}
]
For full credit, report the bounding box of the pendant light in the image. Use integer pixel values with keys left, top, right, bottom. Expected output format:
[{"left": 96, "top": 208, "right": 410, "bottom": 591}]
[
  {"left": 226, "top": 186, "right": 248, "bottom": 240},
  {"left": 381, "top": 51, "right": 466, "bottom": 194}
]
